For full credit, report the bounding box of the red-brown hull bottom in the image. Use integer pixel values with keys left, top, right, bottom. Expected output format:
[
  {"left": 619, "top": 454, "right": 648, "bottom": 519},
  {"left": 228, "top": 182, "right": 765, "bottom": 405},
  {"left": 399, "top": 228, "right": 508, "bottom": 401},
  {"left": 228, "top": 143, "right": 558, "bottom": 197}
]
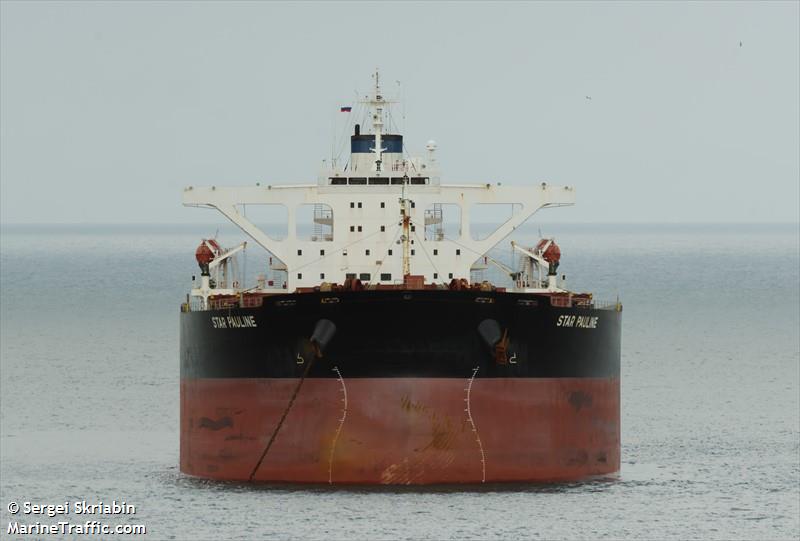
[{"left": 180, "top": 378, "right": 620, "bottom": 484}]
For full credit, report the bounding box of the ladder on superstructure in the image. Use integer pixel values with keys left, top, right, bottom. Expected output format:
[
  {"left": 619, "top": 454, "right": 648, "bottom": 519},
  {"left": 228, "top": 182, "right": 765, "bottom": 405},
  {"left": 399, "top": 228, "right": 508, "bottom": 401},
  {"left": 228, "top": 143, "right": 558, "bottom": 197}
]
[
  {"left": 424, "top": 203, "right": 444, "bottom": 241},
  {"left": 313, "top": 204, "right": 333, "bottom": 241}
]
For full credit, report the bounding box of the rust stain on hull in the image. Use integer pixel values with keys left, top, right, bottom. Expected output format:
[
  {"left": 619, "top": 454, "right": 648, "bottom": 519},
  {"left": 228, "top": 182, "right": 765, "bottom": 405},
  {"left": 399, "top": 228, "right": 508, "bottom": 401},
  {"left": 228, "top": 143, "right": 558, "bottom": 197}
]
[
  {"left": 198, "top": 416, "right": 233, "bottom": 430},
  {"left": 181, "top": 377, "right": 620, "bottom": 484},
  {"left": 568, "top": 391, "right": 593, "bottom": 412}
]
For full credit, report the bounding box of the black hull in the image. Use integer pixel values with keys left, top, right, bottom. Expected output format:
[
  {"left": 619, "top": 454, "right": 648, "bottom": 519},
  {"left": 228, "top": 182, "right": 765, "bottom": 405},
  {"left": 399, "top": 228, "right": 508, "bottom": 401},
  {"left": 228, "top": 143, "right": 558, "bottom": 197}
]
[{"left": 180, "top": 289, "right": 621, "bottom": 379}]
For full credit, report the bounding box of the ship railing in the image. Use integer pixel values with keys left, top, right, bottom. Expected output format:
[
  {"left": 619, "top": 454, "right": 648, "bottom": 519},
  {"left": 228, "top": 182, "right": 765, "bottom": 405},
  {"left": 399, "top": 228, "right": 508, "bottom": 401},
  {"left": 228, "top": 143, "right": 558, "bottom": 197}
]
[
  {"left": 592, "top": 300, "right": 622, "bottom": 311},
  {"left": 583, "top": 299, "right": 622, "bottom": 311},
  {"left": 207, "top": 296, "right": 265, "bottom": 310},
  {"left": 185, "top": 293, "right": 620, "bottom": 312},
  {"left": 184, "top": 295, "right": 267, "bottom": 312},
  {"left": 550, "top": 296, "right": 621, "bottom": 311}
]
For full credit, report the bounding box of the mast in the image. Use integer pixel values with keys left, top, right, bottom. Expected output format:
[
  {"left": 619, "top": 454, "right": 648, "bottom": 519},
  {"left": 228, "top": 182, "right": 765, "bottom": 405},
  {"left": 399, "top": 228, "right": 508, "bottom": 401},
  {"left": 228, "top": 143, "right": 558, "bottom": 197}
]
[
  {"left": 367, "top": 69, "right": 387, "bottom": 172},
  {"left": 400, "top": 178, "right": 411, "bottom": 277},
  {"left": 366, "top": 69, "right": 411, "bottom": 275}
]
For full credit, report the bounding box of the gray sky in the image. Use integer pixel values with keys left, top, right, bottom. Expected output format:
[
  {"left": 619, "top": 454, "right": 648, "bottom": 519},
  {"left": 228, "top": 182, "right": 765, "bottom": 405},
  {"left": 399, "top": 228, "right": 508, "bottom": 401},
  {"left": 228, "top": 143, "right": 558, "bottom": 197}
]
[{"left": 1, "top": 1, "right": 798, "bottom": 224}]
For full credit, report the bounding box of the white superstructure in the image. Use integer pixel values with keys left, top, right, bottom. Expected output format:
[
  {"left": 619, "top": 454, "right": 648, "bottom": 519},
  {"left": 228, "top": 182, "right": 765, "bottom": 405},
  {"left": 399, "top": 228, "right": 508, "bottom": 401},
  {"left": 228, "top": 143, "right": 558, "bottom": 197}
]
[{"left": 183, "top": 72, "right": 575, "bottom": 298}]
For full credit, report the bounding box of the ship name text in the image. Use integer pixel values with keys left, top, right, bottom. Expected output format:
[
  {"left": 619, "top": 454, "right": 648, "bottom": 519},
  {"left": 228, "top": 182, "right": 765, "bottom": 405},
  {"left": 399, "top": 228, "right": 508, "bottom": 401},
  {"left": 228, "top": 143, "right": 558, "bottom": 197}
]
[
  {"left": 211, "top": 315, "right": 258, "bottom": 329},
  {"left": 556, "top": 315, "right": 599, "bottom": 329}
]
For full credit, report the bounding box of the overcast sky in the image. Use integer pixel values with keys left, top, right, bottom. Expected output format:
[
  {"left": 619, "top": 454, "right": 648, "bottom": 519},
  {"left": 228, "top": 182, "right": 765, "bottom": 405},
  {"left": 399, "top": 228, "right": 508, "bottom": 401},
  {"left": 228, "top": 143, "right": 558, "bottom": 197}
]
[{"left": 1, "top": 1, "right": 798, "bottom": 224}]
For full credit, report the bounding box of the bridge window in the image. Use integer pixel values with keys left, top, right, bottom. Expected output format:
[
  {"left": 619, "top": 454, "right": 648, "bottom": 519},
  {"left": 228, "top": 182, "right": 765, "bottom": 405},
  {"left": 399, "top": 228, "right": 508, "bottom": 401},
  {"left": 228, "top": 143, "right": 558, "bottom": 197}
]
[
  {"left": 346, "top": 273, "right": 356, "bottom": 279},
  {"left": 320, "top": 249, "right": 325, "bottom": 256},
  {"left": 410, "top": 177, "right": 429, "bottom": 185},
  {"left": 330, "top": 177, "right": 347, "bottom": 185},
  {"left": 369, "top": 177, "right": 390, "bottom": 185},
  {"left": 433, "top": 249, "right": 438, "bottom": 255},
  {"left": 349, "top": 177, "right": 367, "bottom": 185},
  {"left": 411, "top": 249, "right": 415, "bottom": 255},
  {"left": 350, "top": 202, "right": 355, "bottom": 208},
  {"left": 350, "top": 226, "right": 355, "bottom": 232},
  {"left": 381, "top": 273, "right": 392, "bottom": 281},
  {"left": 449, "top": 273, "right": 453, "bottom": 279},
  {"left": 297, "top": 273, "right": 302, "bottom": 279},
  {"left": 388, "top": 249, "right": 393, "bottom": 256},
  {"left": 297, "top": 249, "right": 302, "bottom": 256},
  {"left": 365, "top": 249, "right": 370, "bottom": 256},
  {"left": 358, "top": 225, "right": 362, "bottom": 232},
  {"left": 320, "top": 273, "right": 325, "bottom": 280},
  {"left": 434, "top": 273, "right": 438, "bottom": 279},
  {"left": 359, "top": 273, "right": 371, "bottom": 281},
  {"left": 456, "top": 249, "right": 461, "bottom": 255},
  {"left": 390, "top": 178, "right": 405, "bottom": 185},
  {"left": 358, "top": 202, "right": 363, "bottom": 208},
  {"left": 381, "top": 202, "right": 386, "bottom": 208}
]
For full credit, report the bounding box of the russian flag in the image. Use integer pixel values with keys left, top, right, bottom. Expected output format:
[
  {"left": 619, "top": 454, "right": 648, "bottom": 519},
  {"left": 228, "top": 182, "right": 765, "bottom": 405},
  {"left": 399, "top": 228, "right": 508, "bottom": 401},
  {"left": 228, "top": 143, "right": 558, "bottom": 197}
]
[{"left": 340, "top": 106, "right": 352, "bottom": 112}]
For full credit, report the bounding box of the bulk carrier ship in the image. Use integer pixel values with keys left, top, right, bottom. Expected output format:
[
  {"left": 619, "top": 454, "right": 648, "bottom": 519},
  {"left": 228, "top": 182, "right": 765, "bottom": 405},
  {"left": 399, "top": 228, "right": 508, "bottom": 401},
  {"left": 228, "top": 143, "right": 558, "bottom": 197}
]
[{"left": 180, "top": 73, "right": 621, "bottom": 485}]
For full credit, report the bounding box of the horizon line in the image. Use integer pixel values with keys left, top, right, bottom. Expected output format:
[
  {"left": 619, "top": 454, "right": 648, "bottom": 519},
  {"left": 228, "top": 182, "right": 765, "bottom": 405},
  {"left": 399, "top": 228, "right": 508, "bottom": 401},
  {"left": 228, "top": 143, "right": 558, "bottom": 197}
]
[{"left": 1, "top": 221, "right": 798, "bottom": 227}]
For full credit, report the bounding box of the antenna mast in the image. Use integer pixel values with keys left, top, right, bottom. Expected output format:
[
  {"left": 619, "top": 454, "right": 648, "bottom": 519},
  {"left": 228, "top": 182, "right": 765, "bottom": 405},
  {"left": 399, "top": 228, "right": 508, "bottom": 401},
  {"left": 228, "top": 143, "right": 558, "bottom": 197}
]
[{"left": 363, "top": 68, "right": 391, "bottom": 173}]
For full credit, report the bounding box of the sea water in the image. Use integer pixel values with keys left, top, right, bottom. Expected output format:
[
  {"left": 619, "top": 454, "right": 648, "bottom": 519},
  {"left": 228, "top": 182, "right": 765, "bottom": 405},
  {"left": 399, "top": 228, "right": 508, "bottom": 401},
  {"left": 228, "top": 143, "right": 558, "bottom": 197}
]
[{"left": 1, "top": 223, "right": 798, "bottom": 540}]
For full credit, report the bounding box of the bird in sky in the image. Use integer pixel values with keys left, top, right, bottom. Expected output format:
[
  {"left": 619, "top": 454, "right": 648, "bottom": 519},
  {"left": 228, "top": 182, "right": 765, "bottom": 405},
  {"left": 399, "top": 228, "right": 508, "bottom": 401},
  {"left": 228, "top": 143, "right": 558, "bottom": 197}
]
[
  {"left": 585, "top": 95, "right": 592, "bottom": 100},
  {"left": 739, "top": 41, "right": 743, "bottom": 47}
]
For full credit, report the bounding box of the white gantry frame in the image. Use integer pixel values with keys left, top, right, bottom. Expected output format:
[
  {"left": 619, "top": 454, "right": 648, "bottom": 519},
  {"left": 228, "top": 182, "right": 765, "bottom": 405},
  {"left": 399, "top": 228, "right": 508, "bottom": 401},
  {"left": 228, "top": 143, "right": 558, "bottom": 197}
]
[{"left": 183, "top": 182, "right": 575, "bottom": 291}]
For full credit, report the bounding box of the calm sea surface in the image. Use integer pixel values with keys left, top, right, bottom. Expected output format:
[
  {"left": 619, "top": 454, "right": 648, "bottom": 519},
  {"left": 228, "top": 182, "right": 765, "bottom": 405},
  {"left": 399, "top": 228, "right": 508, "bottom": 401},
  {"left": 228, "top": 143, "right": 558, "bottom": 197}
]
[{"left": 1, "top": 223, "right": 798, "bottom": 540}]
